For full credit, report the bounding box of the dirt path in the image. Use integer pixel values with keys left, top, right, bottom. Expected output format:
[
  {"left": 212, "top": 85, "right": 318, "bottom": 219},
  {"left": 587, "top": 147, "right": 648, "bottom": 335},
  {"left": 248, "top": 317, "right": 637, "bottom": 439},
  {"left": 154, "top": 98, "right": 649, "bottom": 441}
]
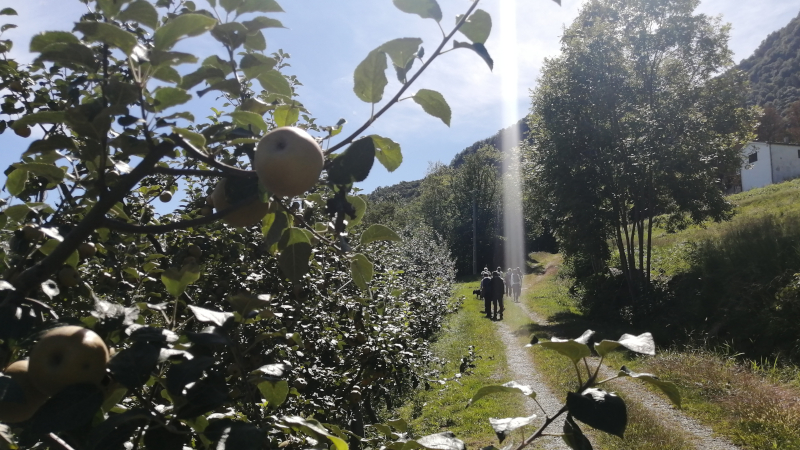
[
  {"left": 495, "top": 318, "right": 576, "bottom": 450},
  {"left": 514, "top": 266, "right": 740, "bottom": 450}
]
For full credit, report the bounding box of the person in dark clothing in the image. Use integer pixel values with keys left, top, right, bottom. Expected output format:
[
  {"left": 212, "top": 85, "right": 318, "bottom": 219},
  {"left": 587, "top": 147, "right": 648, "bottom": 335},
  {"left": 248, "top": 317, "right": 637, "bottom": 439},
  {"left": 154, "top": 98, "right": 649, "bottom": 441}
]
[
  {"left": 480, "top": 273, "right": 493, "bottom": 318},
  {"left": 491, "top": 271, "right": 505, "bottom": 320}
]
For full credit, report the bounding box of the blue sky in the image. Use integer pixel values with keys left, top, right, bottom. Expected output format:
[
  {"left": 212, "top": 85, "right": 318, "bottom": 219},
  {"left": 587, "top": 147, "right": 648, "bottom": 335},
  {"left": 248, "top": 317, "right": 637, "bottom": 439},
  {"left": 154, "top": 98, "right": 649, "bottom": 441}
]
[{"left": 1, "top": 0, "right": 798, "bottom": 194}]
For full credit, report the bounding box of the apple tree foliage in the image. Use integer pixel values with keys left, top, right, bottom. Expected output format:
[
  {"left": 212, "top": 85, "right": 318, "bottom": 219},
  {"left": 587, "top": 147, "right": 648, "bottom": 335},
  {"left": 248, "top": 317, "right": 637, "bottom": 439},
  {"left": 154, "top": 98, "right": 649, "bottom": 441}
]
[{"left": 0, "top": 0, "right": 494, "bottom": 448}]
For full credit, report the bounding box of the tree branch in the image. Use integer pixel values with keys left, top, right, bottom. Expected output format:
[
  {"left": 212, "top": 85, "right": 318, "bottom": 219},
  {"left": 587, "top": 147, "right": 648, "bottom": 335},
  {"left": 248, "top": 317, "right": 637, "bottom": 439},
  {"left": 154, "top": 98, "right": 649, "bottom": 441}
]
[
  {"left": 152, "top": 167, "right": 227, "bottom": 177},
  {"left": 172, "top": 134, "right": 257, "bottom": 178},
  {"left": 324, "top": 0, "right": 483, "bottom": 156}
]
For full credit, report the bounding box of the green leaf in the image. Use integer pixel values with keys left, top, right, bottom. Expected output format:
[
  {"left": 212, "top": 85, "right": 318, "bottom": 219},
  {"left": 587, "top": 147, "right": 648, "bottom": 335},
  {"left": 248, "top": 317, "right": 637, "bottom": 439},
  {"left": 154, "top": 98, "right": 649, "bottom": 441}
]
[
  {"left": 65, "top": 250, "right": 80, "bottom": 269},
  {"left": 74, "top": 22, "right": 138, "bottom": 55},
  {"left": 210, "top": 22, "right": 248, "bottom": 49},
  {"left": 413, "top": 89, "right": 451, "bottom": 126},
  {"left": 353, "top": 48, "right": 388, "bottom": 104},
  {"left": 283, "top": 416, "right": 348, "bottom": 450},
  {"left": 256, "top": 70, "right": 292, "bottom": 97},
  {"left": 180, "top": 66, "right": 225, "bottom": 90},
  {"left": 350, "top": 253, "right": 374, "bottom": 292},
  {"left": 161, "top": 260, "right": 201, "bottom": 298},
  {"left": 236, "top": 0, "right": 284, "bottom": 15},
  {"left": 278, "top": 242, "right": 312, "bottom": 282},
  {"left": 173, "top": 127, "right": 207, "bottom": 149},
  {"left": 370, "top": 135, "right": 403, "bottom": 172},
  {"left": 415, "top": 432, "right": 465, "bottom": 450},
  {"left": 273, "top": 103, "right": 300, "bottom": 127},
  {"left": 153, "top": 87, "right": 191, "bottom": 111},
  {"left": 563, "top": 416, "right": 593, "bottom": 450},
  {"left": 392, "top": 0, "right": 442, "bottom": 22},
  {"left": 229, "top": 111, "right": 267, "bottom": 132},
  {"left": 4, "top": 204, "right": 31, "bottom": 222},
  {"left": 118, "top": 0, "right": 158, "bottom": 29},
  {"left": 618, "top": 366, "right": 681, "bottom": 408},
  {"left": 379, "top": 37, "right": 422, "bottom": 69},
  {"left": 220, "top": 0, "right": 245, "bottom": 13},
  {"left": 96, "top": 0, "right": 129, "bottom": 18},
  {"left": 453, "top": 40, "right": 493, "bottom": 70},
  {"left": 36, "top": 42, "right": 98, "bottom": 69},
  {"left": 150, "top": 50, "right": 198, "bottom": 66},
  {"left": 30, "top": 31, "right": 79, "bottom": 52},
  {"left": 14, "top": 163, "right": 65, "bottom": 184},
  {"left": 240, "top": 98, "right": 270, "bottom": 115},
  {"left": 327, "top": 137, "right": 376, "bottom": 185},
  {"left": 456, "top": 9, "right": 491, "bottom": 44},
  {"left": 241, "top": 54, "right": 277, "bottom": 79},
  {"left": 153, "top": 14, "right": 217, "bottom": 52},
  {"left": 257, "top": 380, "right": 289, "bottom": 409},
  {"left": 152, "top": 65, "right": 182, "bottom": 84},
  {"left": 346, "top": 195, "right": 367, "bottom": 228},
  {"left": 277, "top": 227, "right": 311, "bottom": 251},
  {"left": 539, "top": 338, "right": 591, "bottom": 364},
  {"left": 262, "top": 211, "right": 289, "bottom": 250},
  {"left": 361, "top": 224, "right": 401, "bottom": 245},
  {"left": 0, "top": 8, "right": 17, "bottom": 15},
  {"left": 242, "top": 16, "right": 285, "bottom": 32},
  {"left": 197, "top": 78, "right": 241, "bottom": 97},
  {"left": 5, "top": 168, "right": 27, "bottom": 197},
  {"left": 243, "top": 30, "right": 266, "bottom": 51},
  {"left": 566, "top": 388, "right": 627, "bottom": 438},
  {"left": 12, "top": 111, "right": 67, "bottom": 130},
  {"left": 467, "top": 381, "right": 535, "bottom": 407}
]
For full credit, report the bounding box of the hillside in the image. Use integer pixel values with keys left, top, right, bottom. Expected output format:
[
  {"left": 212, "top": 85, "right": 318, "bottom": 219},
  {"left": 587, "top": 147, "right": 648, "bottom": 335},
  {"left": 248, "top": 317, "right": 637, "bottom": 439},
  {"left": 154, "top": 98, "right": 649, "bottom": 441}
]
[{"left": 738, "top": 9, "right": 800, "bottom": 112}]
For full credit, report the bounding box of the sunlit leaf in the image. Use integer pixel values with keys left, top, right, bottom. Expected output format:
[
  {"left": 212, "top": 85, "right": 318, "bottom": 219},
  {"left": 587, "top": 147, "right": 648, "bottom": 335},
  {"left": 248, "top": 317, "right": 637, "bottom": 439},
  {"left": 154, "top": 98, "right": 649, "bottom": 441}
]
[
  {"left": 392, "top": 0, "right": 442, "bottom": 22},
  {"left": 256, "top": 70, "right": 292, "bottom": 97},
  {"left": 278, "top": 242, "right": 312, "bottom": 282},
  {"left": 274, "top": 103, "right": 300, "bottom": 127},
  {"left": 229, "top": 111, "right": 267, "bottom": 132},
  {"left": 5, "top": 168, "right": 27, "bottom": 197},
  {"left": 74, "top": 22, "right": 138, "bottom": 55},
  {"left": 361, "top": 224, "right": 401, "bottom": 245},
  {"left": 456, "top": 9, "right": 491, "bottom": 44},
  {"left": 153, "top": 14, "right": 217, "bottom": 52},
  {"left": 489, "top": 415, "right": 536, "bottom": 443},
  {"left": 380, "top": 37, "right": 422, "bottom": 69},
  {"left": 257, "top": 380, "right": 289, "bottom": 408},
  {"left": 413, "top": 89, "right": 451, "bottom": 126},
  {"left": 118, "top": 0, "right": 158, "bottom": 29},
  {"left": 153, "top": 87, "right": 191, "bottom": 111},
  {"left": 236, "top": 0, "right": 283, "bottom": 15},
  {"left": 353, "top": 48, "right": 388, "bottom": 104},
  {"left": 188, "top": 305, "right": 234, "bottom": 327},
  {"left": 30, "top": 31, "right": 79, "bottom": 52},
  {"left": 173, "top": 127, "right": 207, "bottom": 149},
  {"left": 283, "top": 416, "right": 348, "bottom": 450},
  {"left": 540, "top": 338, "right": 591, "bottom": 364},
  {"left": 415, "top": 431, "right": 465, "bottom": 450},
  {"left": 616, "top": 332, "right": 655, "bottom": 355},
  {"left": 161, "top": 260, "right": 201, "bottom": 298},
  {"left": 370, "top": 135, "right": 403, "bottom": 172},
  {"left": 351, "top": 253, "right": 374, "bottom": 292},
  {"left": 618, "top": 366, "right": 681, "bottom": 408},
  {"left": 468, "top": 381, "right": 536, "bottom": 407}
]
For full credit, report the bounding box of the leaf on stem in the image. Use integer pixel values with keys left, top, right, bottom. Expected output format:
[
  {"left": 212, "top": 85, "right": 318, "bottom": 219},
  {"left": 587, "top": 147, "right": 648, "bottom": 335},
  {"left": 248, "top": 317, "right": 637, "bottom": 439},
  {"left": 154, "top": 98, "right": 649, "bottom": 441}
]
[
  {"left": 456, "top": 9, "right": 491, "bottom": 44},
  {"left": 453, "top": 40, "right": 493, "bottom": 70},
  {"left": 118, "top": 0, "right": 158, "bottom": 29},
  {"left": 74, "top": 22, "right": 138, "bottom": 55},
  {"left": 562, "top": 415, "right": 593, "bottom": 450},
  {"left": 361, "top": 224, "right": 401, "bottom": 245},
  {"left": 467, "top": 380, "right": 536, "bottom": 407},
  {"left": 328, "top": 137, "right": 376, "bottom": 185},
  {"left": 153, "top": 14, "right": 217, "bottom": 52},
  {"left": 618, "top": 366, "right": 681, "bottom": 408},
  {"left": 161, "top": 259, "right": 201, "bottom": 298},
  {"left": 413, "top": 89, "right": 451, "bottom": 126},
  {"left": 540, "top": 338, "right": 591, "bottom": 365},
  {"left": 617, "top": 332, "right": 655, "bottom": 355},
  {"left": 488, "top": 415, "right": 536, "bottom": 443},
  {"left": 278, "top": 242, "right": 312, "bottom": 282},
  {"left": 370, "top": 135, "right": 403, "bottom": 172},
  {"left": 354, "top": 48, "right": 388, "bottom": 104},
  {"left": 350, "top": 253, "right": 374, "bottom": 292},
  {"left": 392, "top": 0, "right": 442, "bottom": 22},
  {"left": 566, "top": 388, "right": 627, "bottom": 438},
  {"left": 415, "top": 431, "right": 465, "bottom": 450}
]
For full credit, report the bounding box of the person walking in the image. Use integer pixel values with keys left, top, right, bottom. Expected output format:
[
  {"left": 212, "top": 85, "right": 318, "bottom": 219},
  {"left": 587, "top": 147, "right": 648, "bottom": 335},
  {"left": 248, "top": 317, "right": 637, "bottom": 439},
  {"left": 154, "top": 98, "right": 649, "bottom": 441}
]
[
  {"left": 491, "top": 270, "right": 505, "bottom": 320},
  {"left": 481, "top": 271, "right": 493, "bottom": 318},
  {"left": 504, "top": 268, "right": 512, "bottom": 296},
  {"left": 511, "top": 267, "right": 522, "bottom": 303}
]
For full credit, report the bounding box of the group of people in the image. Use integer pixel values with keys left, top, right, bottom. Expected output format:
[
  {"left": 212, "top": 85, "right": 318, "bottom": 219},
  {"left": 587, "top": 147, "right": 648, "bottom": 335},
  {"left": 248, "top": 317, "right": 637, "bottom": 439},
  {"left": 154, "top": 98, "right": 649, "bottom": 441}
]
[{"left": 479, "top": 266, "right": 523, "bottom": 320}]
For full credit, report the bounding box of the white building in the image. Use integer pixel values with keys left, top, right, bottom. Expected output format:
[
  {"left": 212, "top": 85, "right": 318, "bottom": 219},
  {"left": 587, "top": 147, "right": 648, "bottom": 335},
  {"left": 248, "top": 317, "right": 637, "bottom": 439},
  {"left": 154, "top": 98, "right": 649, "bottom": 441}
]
[{"left": 740, "top": 141, "right": 800, "bottom": 192}]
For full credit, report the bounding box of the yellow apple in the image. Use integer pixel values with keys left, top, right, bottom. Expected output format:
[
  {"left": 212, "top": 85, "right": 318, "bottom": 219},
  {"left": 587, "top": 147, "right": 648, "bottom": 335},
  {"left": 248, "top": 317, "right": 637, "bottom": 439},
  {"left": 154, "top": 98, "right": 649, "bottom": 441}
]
[
  {"left": 159, "top": 191, "right": 173, "bottom": 203},
  {"left": 0, "top": 360, "right": 49, "bottom": 423},
  {"left": 210, "top": 179, "right": 269, "bottom": 227},
  {"left": 28, "top": 326, "right": 110, "bottom": 396},
  {"left": 78, "top": 242, "right": 96, "bottom": 259},
  {"left": 254, "top": 127, "right": 324, "bottom": 197}
]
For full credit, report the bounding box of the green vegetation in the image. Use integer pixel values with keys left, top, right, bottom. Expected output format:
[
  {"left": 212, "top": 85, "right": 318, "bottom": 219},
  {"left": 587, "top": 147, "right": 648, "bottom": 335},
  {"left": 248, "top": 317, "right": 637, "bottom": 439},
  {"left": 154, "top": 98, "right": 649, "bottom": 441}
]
[{"left": 396, "top": 281, "right": 526, "bottom": 449}]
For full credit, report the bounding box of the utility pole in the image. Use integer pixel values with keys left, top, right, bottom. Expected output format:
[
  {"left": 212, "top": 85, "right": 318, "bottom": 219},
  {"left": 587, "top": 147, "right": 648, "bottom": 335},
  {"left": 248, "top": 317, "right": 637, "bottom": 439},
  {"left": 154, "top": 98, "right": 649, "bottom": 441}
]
[{"left": 472, "top": 197, "right": 477, "bottom": 275}]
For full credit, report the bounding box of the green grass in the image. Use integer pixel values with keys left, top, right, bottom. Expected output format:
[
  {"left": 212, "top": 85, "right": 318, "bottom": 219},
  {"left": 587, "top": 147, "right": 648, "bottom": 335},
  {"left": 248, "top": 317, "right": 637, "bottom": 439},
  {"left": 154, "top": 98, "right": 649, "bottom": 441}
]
[{"left": 395, "top": 280, "right": 527, "bottom": 448}]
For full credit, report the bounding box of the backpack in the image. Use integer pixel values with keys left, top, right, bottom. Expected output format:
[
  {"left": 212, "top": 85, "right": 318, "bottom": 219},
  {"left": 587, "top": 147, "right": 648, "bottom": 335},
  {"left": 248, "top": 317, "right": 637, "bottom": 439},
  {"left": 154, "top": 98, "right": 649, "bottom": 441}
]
[{"left": 511, "top": 272, "right": 521, "bottom": 285}]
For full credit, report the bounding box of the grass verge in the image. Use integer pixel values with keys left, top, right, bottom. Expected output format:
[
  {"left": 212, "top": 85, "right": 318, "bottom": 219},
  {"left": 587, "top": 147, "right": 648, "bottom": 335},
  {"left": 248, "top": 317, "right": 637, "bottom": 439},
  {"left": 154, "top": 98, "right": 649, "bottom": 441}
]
[
  {"left": 394, "top": 280, "right": 527, "bottom": 448},
  {"left": 508, "top": 261, "right": 693, "bottom": 450}
]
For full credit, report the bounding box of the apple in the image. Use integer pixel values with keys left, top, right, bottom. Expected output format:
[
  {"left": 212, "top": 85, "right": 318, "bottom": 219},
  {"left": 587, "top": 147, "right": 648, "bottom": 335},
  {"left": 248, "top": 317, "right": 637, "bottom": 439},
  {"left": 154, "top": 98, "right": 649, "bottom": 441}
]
[
  {"left": 28, "top": 326, "right": 110, "bottom": 396},
  {"left": 187, "top": 245, "right": 202, "bottom": 259},
  {"left": 78, "top": 242, "right": 96, "bottom": 259},
  {"left": 254, "top": 127, "right": 324, "bottom": 197},
  {"left": 21, "top": 224, "right": 44, "bottom": 241},
  {"left": 0, "top": 360, "right": 49, "bottom": 423},
  {"left": 57, "top": 266, "right": 80, "bottom": 287},
  {"left": 159, "top": 191, "right": 173, "bottom": 203},
  {"left": 210, "top": 179, "right": 269, "bottom": 227}
]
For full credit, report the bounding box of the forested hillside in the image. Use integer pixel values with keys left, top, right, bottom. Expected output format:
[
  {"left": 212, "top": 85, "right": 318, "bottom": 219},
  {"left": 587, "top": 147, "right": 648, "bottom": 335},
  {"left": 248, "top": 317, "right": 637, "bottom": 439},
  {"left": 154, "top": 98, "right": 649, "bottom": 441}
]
[{"left": 739, "top": 10, "right": 800, "bottom": 113}]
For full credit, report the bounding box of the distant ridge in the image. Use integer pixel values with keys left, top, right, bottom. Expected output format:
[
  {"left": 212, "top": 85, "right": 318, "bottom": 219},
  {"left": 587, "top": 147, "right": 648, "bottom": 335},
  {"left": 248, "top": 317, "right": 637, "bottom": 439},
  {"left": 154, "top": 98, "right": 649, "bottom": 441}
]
[{"left": 738, "top": 9, "right": 800, "bottom": 113}]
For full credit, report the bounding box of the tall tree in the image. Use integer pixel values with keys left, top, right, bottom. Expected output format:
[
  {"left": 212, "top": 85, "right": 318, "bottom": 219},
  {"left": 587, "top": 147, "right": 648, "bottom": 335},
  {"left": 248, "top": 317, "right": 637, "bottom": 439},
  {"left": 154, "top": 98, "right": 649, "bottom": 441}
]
[{"left": 527, "top": 0, "right": 757, "bottom": 306}]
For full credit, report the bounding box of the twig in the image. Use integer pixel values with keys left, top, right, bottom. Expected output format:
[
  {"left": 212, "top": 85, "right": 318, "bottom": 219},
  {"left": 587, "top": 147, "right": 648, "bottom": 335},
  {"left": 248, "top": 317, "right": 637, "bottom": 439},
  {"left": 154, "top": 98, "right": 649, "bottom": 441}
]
[
  {"left": 152, "top": 167, "right": 227, "bottom": 177},
  {"left": 47, "top": 433, "right": 76, "bottom": 450},
  {"left": 172, "top": 134, "right": 257, "bottom": 178}
]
